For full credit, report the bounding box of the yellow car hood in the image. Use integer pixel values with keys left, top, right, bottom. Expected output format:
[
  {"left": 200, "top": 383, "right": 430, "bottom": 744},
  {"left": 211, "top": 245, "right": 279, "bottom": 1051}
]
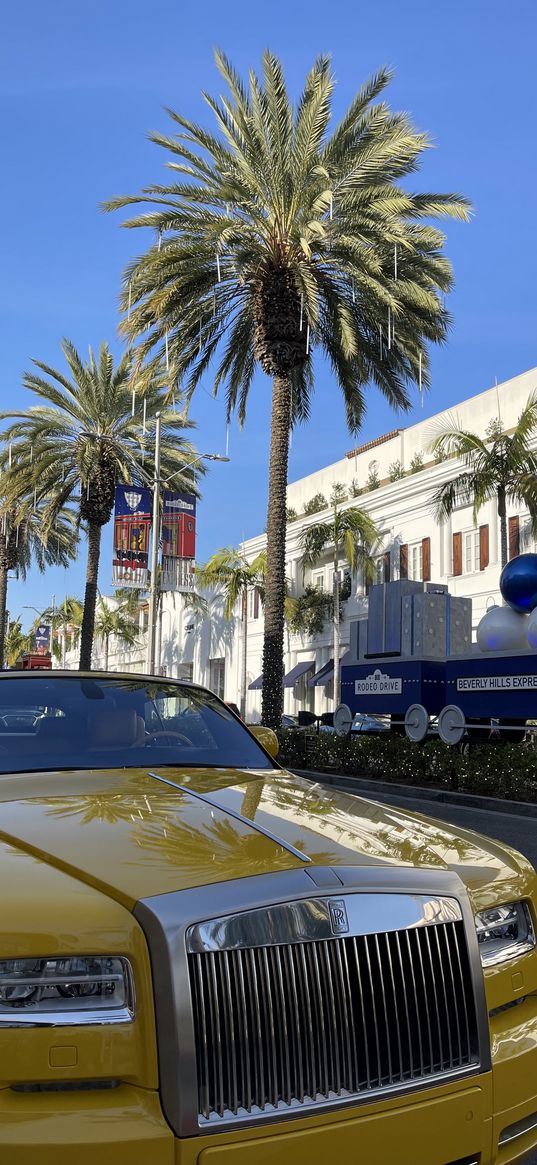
[{"left": 0, "top": 766, "right": 531, "bottom": 910}]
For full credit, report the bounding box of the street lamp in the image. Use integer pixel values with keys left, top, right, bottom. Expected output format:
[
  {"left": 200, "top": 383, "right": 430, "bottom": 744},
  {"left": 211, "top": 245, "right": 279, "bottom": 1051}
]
[
  {"left": 77, "top": 426, "right": 229, "bottom": 675},
  {"left": 146, "top": 413, "right": 229, "bottom": 674},
  {"left": 23, "top": 596, "right": 55, "bottom": 658}
]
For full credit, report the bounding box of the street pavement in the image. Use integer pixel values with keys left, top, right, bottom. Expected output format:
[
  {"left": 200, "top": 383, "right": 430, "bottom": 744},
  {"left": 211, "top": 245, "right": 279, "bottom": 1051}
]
[{"left": 329, "top": 778, "right": 537, "bottom": 1165}]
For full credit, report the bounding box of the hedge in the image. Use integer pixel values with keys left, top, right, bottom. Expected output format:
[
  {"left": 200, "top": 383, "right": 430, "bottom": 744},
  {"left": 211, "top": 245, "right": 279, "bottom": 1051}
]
[{"left": 276, "top": 730, "right": 537, "bottom": 805}]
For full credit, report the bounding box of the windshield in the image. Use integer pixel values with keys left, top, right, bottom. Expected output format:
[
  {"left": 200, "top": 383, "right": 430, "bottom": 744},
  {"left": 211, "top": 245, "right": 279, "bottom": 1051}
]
[{"left": 0, "top": 676, "right": 275, "bottom": 774}]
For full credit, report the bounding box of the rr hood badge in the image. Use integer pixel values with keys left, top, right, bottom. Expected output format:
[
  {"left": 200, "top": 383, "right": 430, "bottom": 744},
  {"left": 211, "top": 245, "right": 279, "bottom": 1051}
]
[{"left": 328, "top": 899, "right": 349, "bottom": 935}]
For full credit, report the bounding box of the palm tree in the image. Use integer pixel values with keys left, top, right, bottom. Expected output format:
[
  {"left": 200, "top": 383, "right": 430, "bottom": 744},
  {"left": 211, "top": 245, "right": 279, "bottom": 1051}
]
[
  {"left": 94, "top": 596, "right": 139, "bottom": 671},
  {"left": 0, "top": 340, "right": 202, "bottom": 670},
  {"left": 3, "top": 620, "right": 31, "bottom": 667},
  {"left": 106, "top": 52, "right": 470, "bottom": 726},
  {"left": 0, "top": 498, "right": 76, "bottom": 668},
  {"left": 431, "top": 394, "right": 537, "bottom": 569},
  {"left": 301, "top": 484, "right": 380, "bottom": 705},
  {"left": 195, "top": 548, "right": 266, "bottom": 718}
]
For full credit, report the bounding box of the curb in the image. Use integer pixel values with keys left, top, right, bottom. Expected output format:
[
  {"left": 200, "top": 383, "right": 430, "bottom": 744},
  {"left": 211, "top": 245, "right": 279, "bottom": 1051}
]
[{"left": 290, "top": 767, "right": 537, "bottom": 820}]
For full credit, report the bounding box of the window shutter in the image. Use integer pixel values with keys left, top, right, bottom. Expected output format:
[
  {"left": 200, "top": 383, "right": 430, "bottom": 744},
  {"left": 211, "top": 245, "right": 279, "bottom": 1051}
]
[
  {"left": 479, "top": 524, "right": 489, "bottom": 571},
  {"left": 422, "top": 537, "right": 431, "bottom": 582},
  {"left": 509, "top": 516, "right": 520, "bottom": 560},
  {"left": 399, "top": 543, "right": 408, "bottom": 579},
  {"left": 383, "top": 551, "right": 391, "bottom": 583},
  {"left": 453, "top": 532, "right": 462, "bottom": 576}
]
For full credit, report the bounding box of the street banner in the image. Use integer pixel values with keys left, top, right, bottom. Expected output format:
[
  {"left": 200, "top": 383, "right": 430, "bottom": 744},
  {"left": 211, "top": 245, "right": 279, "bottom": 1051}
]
[
  {"left": 112, "top": 485, "right": 152, "bottom": 588},
  {"left": 161, "top": 492, "right": 196, "bottom": 592},
  {"left": 34, "top": 624, "right": 51, "bottom": 656}
]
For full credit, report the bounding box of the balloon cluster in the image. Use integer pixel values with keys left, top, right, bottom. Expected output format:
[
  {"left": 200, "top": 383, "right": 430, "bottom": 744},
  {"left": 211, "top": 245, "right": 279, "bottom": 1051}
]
[{"left": 477, "top": 553, "right": 537, "bottom": 652}]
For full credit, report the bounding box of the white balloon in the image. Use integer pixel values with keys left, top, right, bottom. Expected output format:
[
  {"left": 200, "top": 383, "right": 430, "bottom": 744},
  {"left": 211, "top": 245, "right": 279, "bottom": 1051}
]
[
  {"left": 476, "top": 605, "right": 529, "bottom": 653},
  {"left": 527, "top": 608, "right": 537, "bottom": 648}
]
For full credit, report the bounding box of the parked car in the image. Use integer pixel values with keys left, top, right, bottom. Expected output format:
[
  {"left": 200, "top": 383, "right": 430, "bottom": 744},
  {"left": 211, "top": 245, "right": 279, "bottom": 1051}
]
[
  {"left": 0, "top": 668, "right": 536, "bottom": 1163},
  {"left": 319, "top": 712, "right": 390, "bottom": 736}
]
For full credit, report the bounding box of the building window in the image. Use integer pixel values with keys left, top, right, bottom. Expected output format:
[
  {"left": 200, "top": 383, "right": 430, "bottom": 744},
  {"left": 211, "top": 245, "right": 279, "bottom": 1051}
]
[
  {"left": 209, "top": 658, "right": 225, "bottom": 701},
  {"left": 374, "top": 557, "right": 384, "bottom": 584},
  {"left": 463, "top": 530, "right": 480, "bottom": 574},
  {"left": 247, "top": 587, "right": 261, "bottom": 620},
  {"left": 177, "top": 662, "right": 194, "bottom": 682},
  {"left": 313, "top": 572, "right": 324, "bottom": 591},
  {"left": 409, "top": 542, "right": 423, "bottom": 581},
  {"left": 520, "top": 514, "right": 534, "bottom": 553}
]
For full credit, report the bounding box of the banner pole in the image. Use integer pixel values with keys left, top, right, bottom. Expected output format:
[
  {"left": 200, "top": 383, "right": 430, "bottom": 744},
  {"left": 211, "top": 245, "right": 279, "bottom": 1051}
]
[{"left": 146, "top": 413, "right": 162, "bottom": 674}]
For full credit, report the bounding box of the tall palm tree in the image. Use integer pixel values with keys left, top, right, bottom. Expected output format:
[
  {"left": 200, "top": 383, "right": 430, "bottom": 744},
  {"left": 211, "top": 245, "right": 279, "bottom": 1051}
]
[
  {"left": 0, "top": 340, "right": 202, "bottom": 670},
  {"left": 106, "top": 51, "right": 470, "bottom": 726},
  {"left": 301, "top": 485, "right": 380, "bottom": 705},
  {"left": 0, "top": 497, "right": 76, "bottom": 668},
  {"left": 431, "top": 394, "right": 537, "bottom": 569},
  {"left": 94, "top": 596, "right": 139, "bottom": 671},
  {"left": 195, "top": 548, "right": 266, "bottom": 717}
]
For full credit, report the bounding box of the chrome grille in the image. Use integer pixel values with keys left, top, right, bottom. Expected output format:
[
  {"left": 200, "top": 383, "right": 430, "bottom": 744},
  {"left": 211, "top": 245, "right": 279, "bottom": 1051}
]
[{"left": 188, "top": 916, "right": 479, "bottom": 1122}]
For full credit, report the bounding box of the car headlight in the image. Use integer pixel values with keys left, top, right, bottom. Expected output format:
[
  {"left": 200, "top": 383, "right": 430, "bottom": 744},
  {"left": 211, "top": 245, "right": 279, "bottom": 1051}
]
[
  {"left": 0, "top": 956, "right": 134, "bottom": 1025},
  {"left": 475, "top": 902, "right": 535, "bottom": 967}
]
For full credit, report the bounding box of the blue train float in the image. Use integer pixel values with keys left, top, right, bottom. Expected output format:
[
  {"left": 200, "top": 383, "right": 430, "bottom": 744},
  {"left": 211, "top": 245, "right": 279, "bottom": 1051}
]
[{"left": 339, "top": 553, "right": 537, "bottom": 744}]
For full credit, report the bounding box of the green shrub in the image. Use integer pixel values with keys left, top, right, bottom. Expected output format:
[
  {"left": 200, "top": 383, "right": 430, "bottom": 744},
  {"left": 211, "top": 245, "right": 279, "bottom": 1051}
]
[
  {"left": 389, "top": 459, "right": 405, "bottom": 482},
  {"left": 303, "top": 492, "right": 328, "bottom": 516},
  {"left": 409, "top": 452, "right": 425, "bottom": 474},
  {"left": 276, "top": 731, "right": 537, "bottom": 804},
  {"left": 366, "top": 461, "right": 380, "bottom": 491}
]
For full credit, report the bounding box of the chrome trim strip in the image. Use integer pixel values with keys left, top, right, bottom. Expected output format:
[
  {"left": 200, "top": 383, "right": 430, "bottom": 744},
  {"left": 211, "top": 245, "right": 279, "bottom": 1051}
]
[
  {"left": 499, "top": 1110, "right": 537, "bottom": 1145},
  {"left": 186, "top": 893, "right": 463, "bottom": 952},
  {"left": 147, "top": 771, "right": 311, "bottom": 863},
  {"left": 0, "top": 1007, "right": 134, "bottom": 1028}
]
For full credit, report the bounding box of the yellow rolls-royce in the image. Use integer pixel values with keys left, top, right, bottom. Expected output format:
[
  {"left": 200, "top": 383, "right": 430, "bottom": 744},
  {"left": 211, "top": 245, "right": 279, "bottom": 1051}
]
[{"left": 0, "top": 671, "right": 536, "bottom": 1165}]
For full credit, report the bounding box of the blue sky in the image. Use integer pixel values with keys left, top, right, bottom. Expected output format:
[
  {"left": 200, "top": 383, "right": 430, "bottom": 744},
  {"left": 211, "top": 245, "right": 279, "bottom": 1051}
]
[{"left": 2, "top": 0, "right": 536, "bottom": 625}]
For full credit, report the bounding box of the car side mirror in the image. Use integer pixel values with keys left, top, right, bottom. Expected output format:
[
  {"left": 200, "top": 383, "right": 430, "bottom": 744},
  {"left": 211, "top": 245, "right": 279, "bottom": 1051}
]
[{"left": 248, "top": 725, "right": 279, "bottom": 758}]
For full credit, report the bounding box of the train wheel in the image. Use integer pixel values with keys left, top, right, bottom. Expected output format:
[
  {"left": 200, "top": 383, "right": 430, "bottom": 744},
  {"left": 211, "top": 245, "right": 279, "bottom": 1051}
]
[
  {"left": 404, "top": 704, "right": 429, "bottom": 742},
  {"left": 438, "top": 705, "right": 466, "bottom": 745}
]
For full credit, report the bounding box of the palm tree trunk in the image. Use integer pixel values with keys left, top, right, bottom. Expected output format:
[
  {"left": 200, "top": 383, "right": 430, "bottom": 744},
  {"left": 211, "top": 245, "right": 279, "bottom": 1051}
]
[
  {"left": 103, "top": 633, "right": 109, "bottom": 672},
  {"left": 240, "top": 589, "right": 248, "bottom": 720},
  {"left": 0, "top": 560, "right": 8, "bottom": 670},
  {"left": 497, "top": 486, "right": 508, "bottom": 570},
  {"left": 262, "top": 375, "right": 292, "bottom": 729},
  {"left": 333, "top": 548, "right": 341, "bottom": 708},
  {"left": 241, "top": 780, "right": 264, "bottom": 820},
  {"left": 79, "top": 521, "right": 102, "bottom": 670}
]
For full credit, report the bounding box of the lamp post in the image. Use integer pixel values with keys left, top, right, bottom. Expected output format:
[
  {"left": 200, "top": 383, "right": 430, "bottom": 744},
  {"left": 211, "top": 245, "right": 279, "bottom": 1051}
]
[
  {"left": 23, "top": 595, "right": 55, "bottom": 659},
  {"left": 145, "top": 421, "right": 229, "bottom": 674},
  {"left": 146, "top": 414, "right": 162, "bottom": 674},
  {"left": 77, "top": 426, "right": 229, "bottom": 676}
]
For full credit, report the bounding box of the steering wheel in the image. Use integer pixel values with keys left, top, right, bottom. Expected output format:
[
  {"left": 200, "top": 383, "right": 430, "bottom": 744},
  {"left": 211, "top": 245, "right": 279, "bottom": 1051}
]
[{"left": 145, "top": 730, "right": 194, "bottom": 748}]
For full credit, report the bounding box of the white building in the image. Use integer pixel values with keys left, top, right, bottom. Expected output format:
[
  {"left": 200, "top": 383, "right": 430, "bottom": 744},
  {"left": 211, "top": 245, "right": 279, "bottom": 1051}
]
[{"left": 76, "top": 365, "right": 537, "bottom": 718}]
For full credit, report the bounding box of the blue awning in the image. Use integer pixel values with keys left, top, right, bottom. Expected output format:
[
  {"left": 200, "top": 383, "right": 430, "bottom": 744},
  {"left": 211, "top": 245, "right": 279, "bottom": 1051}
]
[
  {"left": 283, "top": 661, "right": 315, "bottom": 688},
  {"left": 248, "top": 673, "right": 263, "bottom": 690},
  {"left": 308, "top": 659, "right": 334, "bottom": 687}
]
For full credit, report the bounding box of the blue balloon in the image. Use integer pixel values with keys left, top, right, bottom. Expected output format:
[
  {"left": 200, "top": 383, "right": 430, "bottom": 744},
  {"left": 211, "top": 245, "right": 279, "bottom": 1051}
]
[{"left": 500, "top": 553, "right": 537, "bottom": 613}]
